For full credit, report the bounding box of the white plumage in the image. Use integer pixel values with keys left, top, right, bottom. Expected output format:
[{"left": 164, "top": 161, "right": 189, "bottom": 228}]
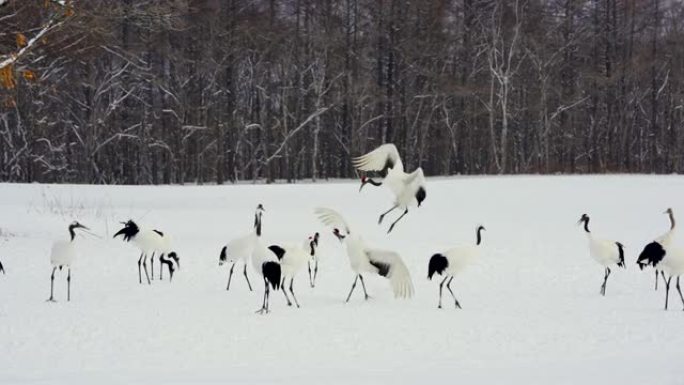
[
  {"left": 353, "top": 143, "right": 427, "bottom": 233},
  {"left": 652, "top": 208, "right": 677, "bottom": 290},
  {"left": 578, "top": 214, "right": 625, "bottom": 296},
  {"left": 315, "top": 207, "right": 413, "bottom": 301},
  {"left": 637, "top": 209, "right": 684, "bottom": 310},
  {"left": 48, "top": 221, "right": 89, "bottom": 302},
  {"left": 251, "top": 234, "right": 282, "bottom": 314},
  {"left": 427, "top": 225, "right": 485, "bottom": 309},
  {"left": 267, "top": 242, "right": 310, "bottom": 307},
  {"left": 113, "top": 220, "right": 179, "bottom": 284},
  {"left": 639, "top": 245, "right": 684, "bottom": 310},
  {"left": 218, "top": 205, "right": 266, "bottom": 292},
  {"left": 226, "top": 204, "right": 281, "bottom": 314}
]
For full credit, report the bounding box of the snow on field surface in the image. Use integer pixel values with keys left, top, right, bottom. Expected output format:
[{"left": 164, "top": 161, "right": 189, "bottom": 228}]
[{"left": 1, "top": 175, "right": 683, "bottom": 384}]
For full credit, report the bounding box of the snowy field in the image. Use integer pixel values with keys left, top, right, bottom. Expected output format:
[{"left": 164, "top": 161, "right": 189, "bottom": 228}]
[{"left": 1, "top": 175, "right": 684, "bottom": 384}]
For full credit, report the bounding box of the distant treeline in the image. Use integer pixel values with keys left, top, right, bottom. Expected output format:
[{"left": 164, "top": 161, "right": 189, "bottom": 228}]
[{"left": 0, "top": 0, "right": 683, "bottom": 184}]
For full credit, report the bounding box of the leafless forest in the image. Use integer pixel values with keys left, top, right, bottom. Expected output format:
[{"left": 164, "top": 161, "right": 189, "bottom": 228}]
[{"left": 0, "top": 0, "right": 683, "bottom": 184}]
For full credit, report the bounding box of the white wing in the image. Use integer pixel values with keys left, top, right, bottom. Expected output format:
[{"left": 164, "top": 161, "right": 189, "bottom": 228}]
[
  {"left": 404, "top": 167, "right": 425, "bottom": 186},
  {"left": 366, "top": 249, "right": 414, "bottom": 299},
  {"left": 352, "top": 143, "right": 404, "bottom": 174},
  {"left": 315, "top": 207, "right": 351, "bottom": 234}
]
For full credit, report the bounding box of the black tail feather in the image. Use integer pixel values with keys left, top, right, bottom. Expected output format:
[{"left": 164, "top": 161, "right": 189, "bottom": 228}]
[
  {"left": 428, "top": 254, "right": 448, "bottom": 279},
  {"left": 268, "top": 245, "right": 286, "bottom": 260},
  {"left": 615, "top": 242, "right": 625, "bottom": 268},
  {"left": 263, "top": 261, "right": 281, "bottom": 290},
  {"left": 219, "top": 246, "right": 228, "bottom": 265},
  {"left": 168, "top": 251, "right": 179, "bottom": 269},
  {"left": 637, "top": 241, "right": 665, "bottom": 270}
]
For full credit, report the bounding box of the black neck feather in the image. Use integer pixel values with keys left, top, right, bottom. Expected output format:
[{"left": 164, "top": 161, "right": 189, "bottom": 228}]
[
  {"left": 367, "top": 178, "right": 382, "bottom": 187},
  {"left": 255, "top": 213, "right": 262, "bottom": 237}
]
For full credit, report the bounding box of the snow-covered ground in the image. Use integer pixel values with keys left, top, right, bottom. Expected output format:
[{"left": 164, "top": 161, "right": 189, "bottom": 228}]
[{"left": 1, "top": 175, "right": 683, "bottom": 384}]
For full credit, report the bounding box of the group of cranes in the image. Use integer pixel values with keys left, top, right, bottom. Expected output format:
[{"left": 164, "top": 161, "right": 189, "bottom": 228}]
[
  {"left": 213, "top": 144, "right": 483, "bottom": 313},
  {"left": 31, "top": 142, "right": 682, "bottom": 313},
  {"left": 34, "top": 143, "right": 480, "bottom": 312},
  {"left": 580, "top": 208, "right": 684, "bottom": 310}
]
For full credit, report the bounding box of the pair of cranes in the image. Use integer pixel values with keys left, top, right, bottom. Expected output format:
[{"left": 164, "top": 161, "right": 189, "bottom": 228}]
[
  {"left": 581, "top": 208, "right": 684, "bottom": 310},
  {"left": 46, "top": 219, "right": 179, "bottom": 302}
]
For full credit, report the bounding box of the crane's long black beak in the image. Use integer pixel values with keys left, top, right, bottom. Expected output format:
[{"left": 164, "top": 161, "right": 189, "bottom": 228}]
[{"left": 113, "top": 228, "right": 126, "bottom": 238}]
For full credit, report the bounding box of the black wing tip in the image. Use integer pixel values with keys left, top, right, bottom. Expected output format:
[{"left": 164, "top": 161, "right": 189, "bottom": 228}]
[{"left": 615, "top": 242, "right": 626, "bottom": 268}]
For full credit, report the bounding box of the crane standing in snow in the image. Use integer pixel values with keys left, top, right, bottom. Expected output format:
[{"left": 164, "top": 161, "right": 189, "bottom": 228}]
[
  {"left": 268, "top": 234, "right": 318, "bottom": 307},
  {"left": 218, "top": 205, "right": 270, "bottom": 292},
  {"left": 307, "top": 232, "right": 320, "bottom": 288},
  {"left": 353, "top": 143, "right": 427, "bottom": 233},
  {"left": 47, "top": 221, "right": 89, "bottom": 302},
  {"left": 113, "top": 220, "right": 178, "bottom": 284},
  {"left": 315, "top": 207, "right": 414, "bottom": 302},
  {"left": 651, "top": 208, "right": 677, "bottom": 291},
  {"left": 428, "top": 225, "right": 486, "bottom": 309},
  {"left": 248, "top": 205, "right": 282, "bottom": 314},
  {"left": 637, "top": 242, "right": 684, "bottom": 310},
  {"left": 578, "top": 214, "right": 625, "bottom": 296}
]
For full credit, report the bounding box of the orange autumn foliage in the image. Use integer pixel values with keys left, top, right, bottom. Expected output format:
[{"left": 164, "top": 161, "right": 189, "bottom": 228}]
[
  {"left": 16, "top": 33, "right": 27, "bottom": 48},
  {"left": 0, "top": 65, "right": 16, "bottom": 90},
  {"left": 23, "top": 70, "right": 36, "bottom": 82}
]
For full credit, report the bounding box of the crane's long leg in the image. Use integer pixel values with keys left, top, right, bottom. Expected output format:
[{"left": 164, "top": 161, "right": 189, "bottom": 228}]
[
  {"left": 150, "top": 252, "right": 155, "bottom": 280},
  {"left": 387, "top": 209, "right": 409, "bottom": 234},
  {"left": 359, "top": 274, "right": 370, "bottom": 300},
  {"left": 664, "top": 275, "right": 672, "bottom": 310},
  {"left": 47, "top": 267, "right": 57, "bottom": 302},
  {"left": 308, "top": 262, "right": 314, "bottom": 288},
  {"left": 345, "top": 275, "right": 359, "bottom": 303},
  {"left": 313, "top": 260, "right": 318, "bottom": 287},
  {"left": 142, "top": 254, "right": 151, "bottom": 285},
  {"left": 67, "top": 268, "right": 71, "bottom": 302},
  {"left": 655, "top": 270, "right": 659, "bottom": 291},
  {"left": 438, "top": 276, "right": 448, "bottom": 309},
  {"left": 243, "top": 264, "right": 253, "bottom": 291},
  {"left": 446, "top": 277, "right": 462, "bottom": 309},
  {"left": 226, "top": 263, "right": 235, "bottom": 291},
  {"left": 281, "top": 277, "right": 293, "bottom": 306},
  {"left": 266, "top": 281, "right": 270, "bottom": 313},
  {"left": 378, "top": 205, "right": 398, "bottom": 225},
  {"left": 676, "top": 277, "right": 684, "bottom": 310},
  {"left": 256, "top": 278, "right": 268, "bottom": 314},
  {"left": 137, "top": 253, "right": 144, "bottom": 284},
  {"left": 289, "top": 278, "right": 300, "bottom": 308},
  {"left": 160, "top": 255, "right": 164, "bottom": 280},
  {"left": 600, "top": 267, "right": 611, "bottom": 296}
]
